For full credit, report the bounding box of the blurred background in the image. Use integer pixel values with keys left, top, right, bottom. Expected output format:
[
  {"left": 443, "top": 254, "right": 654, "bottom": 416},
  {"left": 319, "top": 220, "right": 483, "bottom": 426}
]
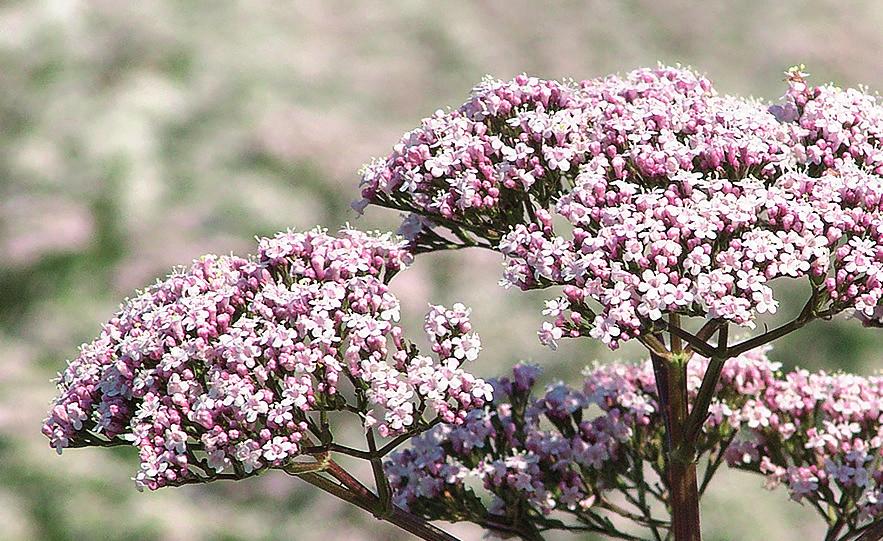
[{"left": 3, "top": 1, "right": 883, "bottom": 539}]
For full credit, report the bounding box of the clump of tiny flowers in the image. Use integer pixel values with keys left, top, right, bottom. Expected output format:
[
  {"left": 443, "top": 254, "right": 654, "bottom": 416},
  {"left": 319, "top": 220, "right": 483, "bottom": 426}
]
[
  {"left": 361, "top": 66, "right": 883, "bottom": 349},
  {"left": 724, "top": 365, "right": 883, "bottom": 525},
  {"left": 387, "top": 348, "right": 883, "bottom": 537},
  {"left": 358, "top": 75, "right": 579, "bottom": 234},
  {"left": 774, "top": 66, "right": 883, "bottom": 176},
  {"left": 42, "top": 227, "right": 491, "bottom": 490},
  {"left": 384, "top": 349, "right": 781, "bottom": 537}
]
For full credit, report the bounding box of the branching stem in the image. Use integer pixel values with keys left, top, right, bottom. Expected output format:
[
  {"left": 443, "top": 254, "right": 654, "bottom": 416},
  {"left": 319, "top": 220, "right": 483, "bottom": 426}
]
[{"left": 291, "top": 467, "right": 459, "bottom": 541}]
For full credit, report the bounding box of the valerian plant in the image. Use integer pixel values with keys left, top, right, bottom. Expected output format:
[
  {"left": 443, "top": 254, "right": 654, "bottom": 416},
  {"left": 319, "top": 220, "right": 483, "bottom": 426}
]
[
  {"left": 357, "top": 65, "right": 883, "bottom": 540},
  {"left": 46, "top": 66, "right": 883, "bottom": 541}
]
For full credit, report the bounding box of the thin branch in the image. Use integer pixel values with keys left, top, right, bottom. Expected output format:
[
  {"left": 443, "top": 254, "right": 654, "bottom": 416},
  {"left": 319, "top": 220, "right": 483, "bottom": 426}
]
[
  {"left": 296, "top": 471, "right": 372, "bottom": 510},
  {"left": 845, "top": 518, "right": 883, "bottom": 541},
  {"left": 682, "top": 324, "right": 729, "bottom": 449},
  {"left": 699, "top": 432, "right": 736, "bottom": 497},
  {"left": 598, "top": 497, "right": 669, "bottom": 528},
  {"left": 377, "top": 417, "right": 443, "bottom": 456},
  {"left": 669, "top": 313, "right": 683, "bottom": 354},
  {"left": 717, "top": 323, "right": 729, "bottom": 356},
  {"left": 727, "top": 300, "right": 836, "bottom": 358},
  {"left": 369, "top": 199, "right": 504, "bottom": 245},
  {"left": 301, "top": 443, "right": 373, "bottom": 460},
  {"left": 632, "top": 454, "right": 664, "bottom": 541},
  {"left": 662, "top": 322, "right": 717, "bottom": 359},
  {"left": 684, "top": 319, "right": 723, "bottom": 358},
  {"left": 301, "top": 417, "right": 442, "bottom": 460},
  {"left": 639, "top": 334, "right": 673, "bottom": 360},
  {"left": 826, "top": 492, "right": 850, "bottom": 541},
  {"left": 367, "top": 428, "right": 393, "bottom": 515},
  {"left": 482, "top": 517, "right": 546, "bottom": 541},
  {"left": 325, "top": 458, "right": 377, "bottom": 500},
  {"left": 563, "top": 510, "right": 648, "bottom": 541},
  {"left": 296, "top": 472, "right": 461, "bottom": 541}
]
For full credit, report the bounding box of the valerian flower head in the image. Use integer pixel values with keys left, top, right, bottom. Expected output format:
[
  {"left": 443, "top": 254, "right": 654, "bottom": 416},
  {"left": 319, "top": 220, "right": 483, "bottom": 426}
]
[
  {"left": 43, "top": 228, "right": 491, "bottom": 490},
  {"left": 726, "top": 366, "right": 883, "bottom": 522},
  {"left": 387, "top": 348, "right": 883, "bottom": 538},
  {"left": 362, "top": 65, "right": 883, "bottom": 349}
]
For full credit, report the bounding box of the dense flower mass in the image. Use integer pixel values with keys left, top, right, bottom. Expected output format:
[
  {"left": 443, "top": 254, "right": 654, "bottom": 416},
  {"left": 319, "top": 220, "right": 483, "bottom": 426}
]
[
  {"left": 775, "top": 67, "right": 883, "bottom": 175},
  {"left": 42, "top": 228, "right": 491, "bottom": 490},
  {"left": 358, "top": 75, "right": 579, "bottom": 225},
  {"left": 361, "top": 66, "right": 883, "bottom": 349},
  {"left": 726, "top": 366, "right": 883, "bottom": 523},
  {"left": 383, "top": 349, "right": 759, "bottom": 535},
  {"left": 386, "top": 348, "right": 883, "bottom": 538}
]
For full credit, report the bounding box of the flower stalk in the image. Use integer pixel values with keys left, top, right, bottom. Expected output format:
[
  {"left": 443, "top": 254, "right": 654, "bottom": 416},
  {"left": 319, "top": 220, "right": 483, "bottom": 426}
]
[{"left": 296, "top": 469, "right": 459, "bottom": 541}]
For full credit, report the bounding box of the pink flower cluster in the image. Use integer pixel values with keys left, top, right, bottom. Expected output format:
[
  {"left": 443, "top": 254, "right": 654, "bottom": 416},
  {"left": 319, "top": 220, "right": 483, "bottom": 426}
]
[
  {"left": 775, "top": 66, "right": 883, "bottom": 175},
  {"left": 42, "top": 228, "right": 491, "bottom": 490},
  {"left": 362, "top": 66, "right": 883, "bottom": 349},
  {"left": 723, "top": 364, "right": 883, "bottom": 521},
  {"left": 384, "top": 352, "right": 712, "bottom": 528},
  {"left": 386, "top": 348, "right": 883, "bottom": 534},
  {"left": 358, "top": 75, "right": 578, "bottom": 226}
]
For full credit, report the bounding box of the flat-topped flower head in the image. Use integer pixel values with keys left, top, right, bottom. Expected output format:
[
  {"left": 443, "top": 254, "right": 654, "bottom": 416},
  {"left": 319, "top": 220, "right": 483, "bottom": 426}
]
[
  {"left": 362, "top": 66, "right": 883, "bottom": 349},
  {"left": 43, "top": 227, "right": 491, "bottom": 490},
  {"left": 358, "top": 75, "right": 579, "bottom": 233},
  {"left": 725, "top": 365, "right": 883, "bottom": 518}
]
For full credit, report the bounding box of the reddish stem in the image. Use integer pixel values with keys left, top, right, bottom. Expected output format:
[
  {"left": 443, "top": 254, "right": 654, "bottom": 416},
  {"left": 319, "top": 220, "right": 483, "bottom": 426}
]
[
  {"left": 317, "top": 459, "right": 461, "bottom": 541},
  {"left": 651, "top": 351, "right": 702, "bottom": 541}
]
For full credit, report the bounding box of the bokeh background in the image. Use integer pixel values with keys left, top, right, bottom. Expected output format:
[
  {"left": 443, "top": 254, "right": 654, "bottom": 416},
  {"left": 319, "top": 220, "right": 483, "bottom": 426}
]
[{"left": 3, "top": 1, "right": 883, "bottom": 539}]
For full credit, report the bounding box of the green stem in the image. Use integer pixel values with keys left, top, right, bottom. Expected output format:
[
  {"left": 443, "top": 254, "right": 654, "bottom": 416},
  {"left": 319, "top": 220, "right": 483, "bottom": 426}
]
[
  {"left": 366, "top": 428, "right": 393, "bottom": 515},
  {"left": 699, "top": 433, "right": 735, "bottom": 497},
  {"left": 682, "top": 325, "right": 728, "bottom": 454},
  {"left": 635, "top": 456, "right": 664, "bottom": 541}
]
